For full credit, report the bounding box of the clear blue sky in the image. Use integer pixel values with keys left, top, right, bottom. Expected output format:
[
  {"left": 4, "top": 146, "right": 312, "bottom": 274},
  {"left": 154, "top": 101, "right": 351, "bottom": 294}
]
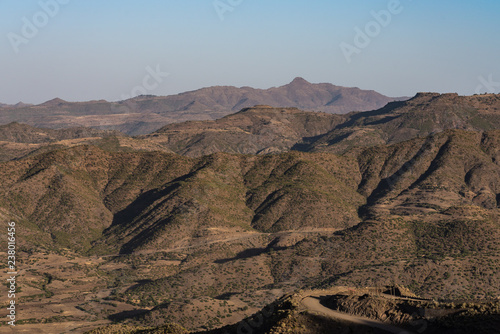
[{"left": 0, "top": 0, "right": 499, "bottom": 104}]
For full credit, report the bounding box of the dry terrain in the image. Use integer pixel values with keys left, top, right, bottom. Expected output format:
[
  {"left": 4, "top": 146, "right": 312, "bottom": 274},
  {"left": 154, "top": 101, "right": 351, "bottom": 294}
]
[{"left": 0, "top": 92, "right": 499, "bottom": 333}]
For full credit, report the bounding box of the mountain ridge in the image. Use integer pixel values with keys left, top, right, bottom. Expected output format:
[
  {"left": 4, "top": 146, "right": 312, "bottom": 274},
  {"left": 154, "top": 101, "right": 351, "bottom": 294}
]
[{"left": 0, "top": 78, "right": 406, "bottom": 135}]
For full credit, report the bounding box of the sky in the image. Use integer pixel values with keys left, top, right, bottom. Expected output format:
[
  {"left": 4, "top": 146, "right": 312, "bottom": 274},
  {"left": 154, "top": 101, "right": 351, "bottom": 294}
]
[{"left": 0, "top": 0, "right": 499, "bottom": 104}]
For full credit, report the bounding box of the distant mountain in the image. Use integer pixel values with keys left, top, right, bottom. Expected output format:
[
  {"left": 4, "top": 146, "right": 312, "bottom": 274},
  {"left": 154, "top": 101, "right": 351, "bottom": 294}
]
[
  {"left": 161, "top": 77, "right": 405, "bottom": 115},
  {"left": 0, "top": 102, "right": 33, "bottom": 108},
  {"left": 0, "top": 78, "right": 405, "bottom": 135}
]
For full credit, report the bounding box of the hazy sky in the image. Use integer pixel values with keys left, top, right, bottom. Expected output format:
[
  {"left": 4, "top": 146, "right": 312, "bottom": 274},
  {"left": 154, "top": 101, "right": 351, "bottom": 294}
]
[{"left": 1, "top": 0, "right": 499, "bottom": 104}]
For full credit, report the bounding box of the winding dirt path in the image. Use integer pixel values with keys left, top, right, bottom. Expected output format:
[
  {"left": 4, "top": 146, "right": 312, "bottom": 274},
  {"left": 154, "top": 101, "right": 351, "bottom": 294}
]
[{"left": 301, "top": 296, "right": 415, "bottom": 334}]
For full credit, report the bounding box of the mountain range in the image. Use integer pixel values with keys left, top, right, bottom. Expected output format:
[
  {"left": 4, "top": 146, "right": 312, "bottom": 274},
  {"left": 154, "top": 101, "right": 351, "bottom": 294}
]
[
  {"left": 2, "top": 92, "right": 499, "bottom": 160},
  {"left": 0, "top": 91, "right": 499, "bottom": 333},
  {"left": 0, "top": 78, "right": 405, "bottom": 135}
]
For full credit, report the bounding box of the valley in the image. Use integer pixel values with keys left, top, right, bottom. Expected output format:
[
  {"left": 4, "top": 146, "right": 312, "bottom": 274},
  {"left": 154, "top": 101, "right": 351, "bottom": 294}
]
[{"left": 0, "top": 92, "right": 499, "bottom": 333}]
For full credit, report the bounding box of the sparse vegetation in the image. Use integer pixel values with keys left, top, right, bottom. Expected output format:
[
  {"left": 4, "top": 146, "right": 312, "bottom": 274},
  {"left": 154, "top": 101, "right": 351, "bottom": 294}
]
[{"left": 0, "top": 93, "right": 499, "bottom": 332}]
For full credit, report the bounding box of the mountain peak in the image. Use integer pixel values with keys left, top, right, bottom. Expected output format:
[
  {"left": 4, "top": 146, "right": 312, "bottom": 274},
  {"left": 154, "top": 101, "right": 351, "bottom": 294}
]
[
  {"left": 40, "top": 98, "right": 67, "bottom": 106},
  {"left": 289, "top": 77, "right": 311, "bottom": 87},
  {"left": 13, "top": 102, "right": 32, "bottom": 108}
]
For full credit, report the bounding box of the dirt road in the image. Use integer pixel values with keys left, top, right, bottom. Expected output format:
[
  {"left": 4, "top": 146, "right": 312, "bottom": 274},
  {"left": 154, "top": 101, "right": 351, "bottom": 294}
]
[{"left": 302, "top": 296, "right": 415, "bottom": 334}]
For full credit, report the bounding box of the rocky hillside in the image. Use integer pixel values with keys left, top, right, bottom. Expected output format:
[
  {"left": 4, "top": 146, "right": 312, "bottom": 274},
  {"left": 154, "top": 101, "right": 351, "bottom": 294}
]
[
  {"left": 108, "top": 131, "right": 499, "bottom": 326},
  {"left": 141, "top": 93, "right": 500, "bottom": 156},
  {"left": 306, "top": 92, "right": 500, "bottom": 153},
  {"left": 140, "top": 105, "right": 346, "bottom": 157},
  {"left": 1, "top": 130, "right": 498, "bottom": 295},
  {"left": 0, "top": 147, "right": 363, "bottom": 253},
  {"left": 86, "top": 289, "right": 500, "bottom": 334}
]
